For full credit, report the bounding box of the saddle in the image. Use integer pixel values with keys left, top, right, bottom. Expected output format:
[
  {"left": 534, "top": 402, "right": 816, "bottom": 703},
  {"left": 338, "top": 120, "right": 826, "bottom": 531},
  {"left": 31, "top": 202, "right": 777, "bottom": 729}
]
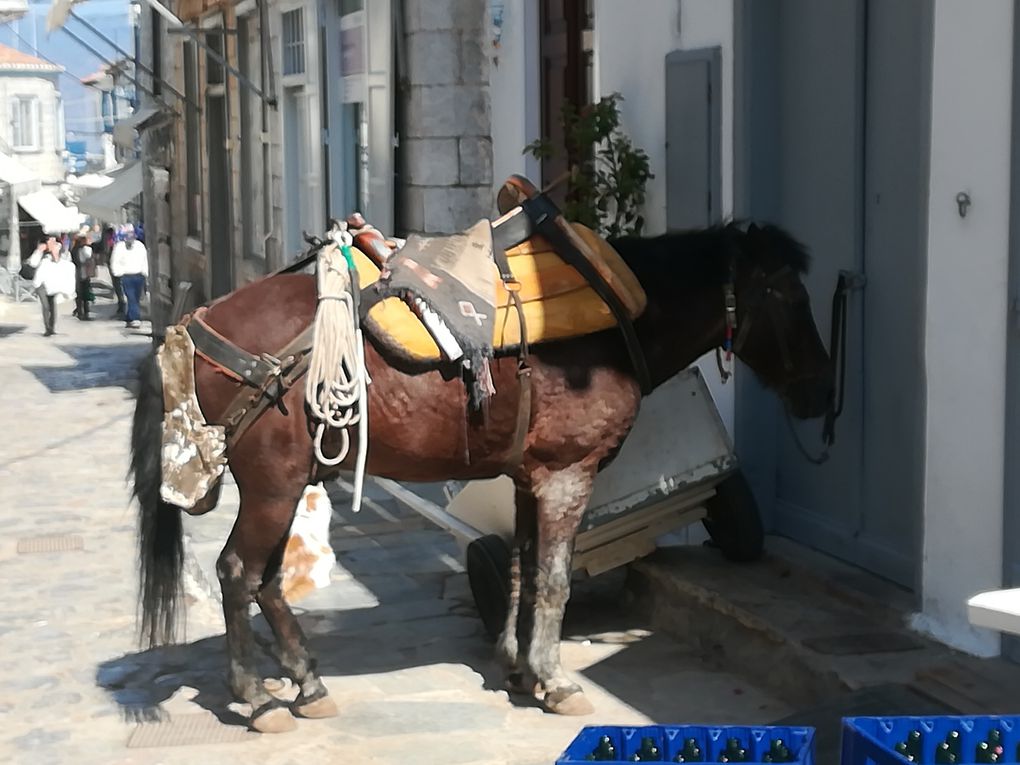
[
  {"left": 354, "top": 220, "right": 645, "bottom": 361},
  {"left": 354, "top": 176, "right": 649, "bottom": 389}
]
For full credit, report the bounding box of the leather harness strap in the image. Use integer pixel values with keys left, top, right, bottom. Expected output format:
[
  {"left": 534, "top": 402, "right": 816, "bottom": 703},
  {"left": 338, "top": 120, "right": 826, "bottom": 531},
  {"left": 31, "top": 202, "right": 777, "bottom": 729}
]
[
  {"left": 186, "top": 306, "right": 317, "bottom": 449},
  {"left": 490, "top": 208, "right": 533, "bottom": 472},
  {"left": 219, "top": 324, "right": 316, "bottom": 450},
  {"left": 518, "top": 194, "right": 653, "bottom": 395}
]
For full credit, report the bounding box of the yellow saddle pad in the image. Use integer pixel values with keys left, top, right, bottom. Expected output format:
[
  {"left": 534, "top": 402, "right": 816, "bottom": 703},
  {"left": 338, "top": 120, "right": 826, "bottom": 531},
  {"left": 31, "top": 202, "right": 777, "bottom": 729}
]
[{"left": 356, "top": 223, "right": 647, "bottom": 363}]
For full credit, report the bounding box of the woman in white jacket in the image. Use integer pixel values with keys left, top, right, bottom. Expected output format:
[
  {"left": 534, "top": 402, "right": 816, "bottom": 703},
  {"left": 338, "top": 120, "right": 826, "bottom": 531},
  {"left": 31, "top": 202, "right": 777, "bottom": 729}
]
[{"left": 28, "top": 235, "right": 77, "bottom": 336}]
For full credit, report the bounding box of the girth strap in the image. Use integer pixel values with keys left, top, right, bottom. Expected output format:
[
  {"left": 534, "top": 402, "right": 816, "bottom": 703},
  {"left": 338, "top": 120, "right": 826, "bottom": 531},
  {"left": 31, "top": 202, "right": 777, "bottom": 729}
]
[{"left": 491, "top": 207, "right": 532, "bottom": 471}]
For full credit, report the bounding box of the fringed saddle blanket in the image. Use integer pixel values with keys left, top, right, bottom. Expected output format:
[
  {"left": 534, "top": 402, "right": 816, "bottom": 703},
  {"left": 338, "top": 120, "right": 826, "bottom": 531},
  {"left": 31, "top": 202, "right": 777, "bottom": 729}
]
[{"left": 366, "top": 220, "right": 499, "bottom": 407}]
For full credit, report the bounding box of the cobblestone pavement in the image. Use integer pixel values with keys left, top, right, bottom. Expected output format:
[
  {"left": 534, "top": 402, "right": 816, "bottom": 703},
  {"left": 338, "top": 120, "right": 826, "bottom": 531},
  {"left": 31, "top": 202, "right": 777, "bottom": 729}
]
[{"left": 0, "top": 292, "right": 791, "bottom": 764}]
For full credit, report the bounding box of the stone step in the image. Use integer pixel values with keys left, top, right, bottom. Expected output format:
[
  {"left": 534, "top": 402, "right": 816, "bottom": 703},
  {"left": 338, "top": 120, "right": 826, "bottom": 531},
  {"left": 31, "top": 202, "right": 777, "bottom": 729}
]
[{"left": 625, "top": 537, "right": 1020, "bottom": 715}]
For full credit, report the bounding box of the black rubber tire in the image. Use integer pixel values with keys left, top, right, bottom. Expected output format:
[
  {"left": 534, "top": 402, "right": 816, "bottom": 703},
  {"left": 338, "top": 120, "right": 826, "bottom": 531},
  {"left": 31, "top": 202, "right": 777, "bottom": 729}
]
[
  {"left": 702, "top": 470, "right": 765, "bottom": 562},
  {"left": 466, "top": 534, "right": 511, "bottom": 641}
]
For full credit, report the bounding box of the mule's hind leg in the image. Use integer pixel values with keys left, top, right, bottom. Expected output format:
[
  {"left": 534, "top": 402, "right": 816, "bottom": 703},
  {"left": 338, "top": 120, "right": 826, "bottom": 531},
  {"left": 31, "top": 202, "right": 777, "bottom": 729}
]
[
  {"left": 217, "top": 490, "right": 307, "bottom": 733},
  {"left": 528, "top": 465, "right": 595, "bottom": 716},
  {"left": 256, "top": 574, "right": 337, "bottom": 719},
  {"left": 497, "top": 487, "right": 540, "bottom": 694}
]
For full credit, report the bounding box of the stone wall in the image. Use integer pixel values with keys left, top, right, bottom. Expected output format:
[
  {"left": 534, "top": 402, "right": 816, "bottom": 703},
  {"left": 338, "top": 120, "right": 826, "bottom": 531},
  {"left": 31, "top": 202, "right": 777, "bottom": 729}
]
[{"left": 400, "top": 0, "right": 493, "bottom": 234}]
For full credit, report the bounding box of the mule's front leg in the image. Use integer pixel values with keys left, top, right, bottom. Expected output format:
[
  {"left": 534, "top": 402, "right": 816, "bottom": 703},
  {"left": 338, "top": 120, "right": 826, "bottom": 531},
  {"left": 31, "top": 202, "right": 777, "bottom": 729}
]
[
  {"left": 497, "top": 488, "right": 539, "bottom": 694},
  {"left": 529, "top": 466, "right": 595, "bottom": 716}
]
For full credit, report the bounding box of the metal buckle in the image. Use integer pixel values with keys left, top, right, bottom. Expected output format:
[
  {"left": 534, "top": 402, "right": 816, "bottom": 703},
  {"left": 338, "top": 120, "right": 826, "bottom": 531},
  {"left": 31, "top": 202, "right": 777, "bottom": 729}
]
[
  {"left": 260, "top": 353, "right": 282, "bottom": 376},
  {"left": 723, "top": 285, "right": 738, "bottom": 329}
]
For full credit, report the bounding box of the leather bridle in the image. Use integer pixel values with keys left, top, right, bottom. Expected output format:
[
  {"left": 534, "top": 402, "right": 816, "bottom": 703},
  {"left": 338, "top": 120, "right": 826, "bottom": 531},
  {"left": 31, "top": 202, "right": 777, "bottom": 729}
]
[{"left": 719, "top": 261, "right": 850, "bottom": 466}]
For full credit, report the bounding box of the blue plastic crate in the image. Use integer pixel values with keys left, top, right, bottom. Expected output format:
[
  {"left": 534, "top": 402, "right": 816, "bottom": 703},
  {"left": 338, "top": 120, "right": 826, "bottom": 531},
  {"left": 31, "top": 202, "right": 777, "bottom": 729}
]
[
  {"left": 842, "top": 715, "right": 1020, "bottom": 764},
  {"left": 556, "top": 724, "right": 815, "bottom": 763}
]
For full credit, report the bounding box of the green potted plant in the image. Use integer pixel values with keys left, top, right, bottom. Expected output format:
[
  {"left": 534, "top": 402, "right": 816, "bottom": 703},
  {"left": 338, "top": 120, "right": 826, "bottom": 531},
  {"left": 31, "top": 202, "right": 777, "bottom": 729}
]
[{"left": 525, "top": 93, "right": 653, "bottom": 238}]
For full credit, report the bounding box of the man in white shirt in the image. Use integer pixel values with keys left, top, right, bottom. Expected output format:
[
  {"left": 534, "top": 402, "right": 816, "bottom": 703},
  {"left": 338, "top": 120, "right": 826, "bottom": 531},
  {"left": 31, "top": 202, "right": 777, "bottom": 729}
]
[
  {"left": 110, "top": 224, "right": 149, "bottom": 329},
  {"left": 29, "top": 236, "right": 76, "bottom": 336}
]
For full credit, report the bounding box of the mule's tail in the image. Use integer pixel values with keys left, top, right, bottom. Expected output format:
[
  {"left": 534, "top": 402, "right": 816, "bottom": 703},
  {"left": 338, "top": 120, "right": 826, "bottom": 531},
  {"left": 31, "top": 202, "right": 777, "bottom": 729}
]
[{"left": 131, "top": 351, "right": 184, "bottom": 648}]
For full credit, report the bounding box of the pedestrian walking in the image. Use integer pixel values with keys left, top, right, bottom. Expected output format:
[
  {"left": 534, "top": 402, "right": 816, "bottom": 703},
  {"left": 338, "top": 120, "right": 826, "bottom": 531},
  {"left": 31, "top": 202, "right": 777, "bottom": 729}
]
[
  {"left": 71, "top": 229, "right": 96, "bottom": 321},
  {"left": 110, "top": 223, "right": 148, "bottom": 329},
  {"left": 28, "top": 235, "right": 76, "bottom": 337},
  {"left": 104, "top": 225, "right": 125, "bottom": 317}
]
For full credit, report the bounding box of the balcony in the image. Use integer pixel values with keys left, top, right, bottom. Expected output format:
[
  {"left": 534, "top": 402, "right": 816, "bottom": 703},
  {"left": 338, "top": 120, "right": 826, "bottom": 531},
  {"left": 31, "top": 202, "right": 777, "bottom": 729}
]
[{"left": 0, "top": 0, "right": 28, "bottom": 23}]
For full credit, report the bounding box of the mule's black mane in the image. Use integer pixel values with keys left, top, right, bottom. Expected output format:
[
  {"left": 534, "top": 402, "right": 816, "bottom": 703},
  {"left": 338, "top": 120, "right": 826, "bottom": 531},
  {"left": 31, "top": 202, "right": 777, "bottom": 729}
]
[{"left": 609, "top": 222, "right": 810, "bottom": 295}]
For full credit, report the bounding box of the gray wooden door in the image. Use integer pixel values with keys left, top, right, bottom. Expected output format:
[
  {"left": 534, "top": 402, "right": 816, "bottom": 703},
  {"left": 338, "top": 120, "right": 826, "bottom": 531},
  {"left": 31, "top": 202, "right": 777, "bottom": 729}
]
[
  {"left": 1003, "top": 0, "right": 1020, "bottom": 663},
  {"left": 665, "top": 48, "right": 721, "bottom": 229},
  {"left": 735, "top": 0, "right": 929, "bottom": 587},
  {"left": 206, "top": 90, "right": 232, "bottom": 298}
]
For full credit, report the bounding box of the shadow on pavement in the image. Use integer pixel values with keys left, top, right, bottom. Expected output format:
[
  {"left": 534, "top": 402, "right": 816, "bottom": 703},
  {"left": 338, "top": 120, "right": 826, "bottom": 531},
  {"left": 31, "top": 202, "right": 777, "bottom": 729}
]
[
  {"left": 93, "top": 563, "right": 671, "bottom": 733},
  {"left": 23, "top": 343, "right": 145, "bottom": 393}
]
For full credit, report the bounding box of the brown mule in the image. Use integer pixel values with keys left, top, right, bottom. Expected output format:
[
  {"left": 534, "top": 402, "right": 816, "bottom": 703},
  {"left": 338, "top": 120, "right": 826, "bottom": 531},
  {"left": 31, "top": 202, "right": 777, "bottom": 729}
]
[{"left": 131, "top": 222, "right": 833, "bottom": 730}]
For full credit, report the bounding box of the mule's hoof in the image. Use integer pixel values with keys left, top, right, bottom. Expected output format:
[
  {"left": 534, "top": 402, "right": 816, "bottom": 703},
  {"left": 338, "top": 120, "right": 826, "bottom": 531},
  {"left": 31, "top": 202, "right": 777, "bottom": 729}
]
[
  {"left": 251, "top": 705, "right": 298, "bottom": 734},
  {"left": 294, "top": 694, "right": 338, "bottom": 719},
  {"left": 263, "top": 678, "right": 288, "bottom": 693},
  {"left": 505, "top": 672, "right": 540, "bottom": 696},
  {"left": 544, "top": 688, "right": 595, "bottom": 716}
]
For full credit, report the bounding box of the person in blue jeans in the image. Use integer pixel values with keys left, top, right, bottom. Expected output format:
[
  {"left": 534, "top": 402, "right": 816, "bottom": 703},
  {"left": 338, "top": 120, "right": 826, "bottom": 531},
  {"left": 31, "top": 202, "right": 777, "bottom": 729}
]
[{"left": 110, "top": 224, "right": 148, "bottom": 328}]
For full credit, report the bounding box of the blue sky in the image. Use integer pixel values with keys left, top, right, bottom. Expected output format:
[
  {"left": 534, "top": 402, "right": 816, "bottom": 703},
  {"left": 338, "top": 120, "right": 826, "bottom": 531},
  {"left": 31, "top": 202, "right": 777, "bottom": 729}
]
[{"left": 1, "top": 0, "right": 135, "bottom": 155}]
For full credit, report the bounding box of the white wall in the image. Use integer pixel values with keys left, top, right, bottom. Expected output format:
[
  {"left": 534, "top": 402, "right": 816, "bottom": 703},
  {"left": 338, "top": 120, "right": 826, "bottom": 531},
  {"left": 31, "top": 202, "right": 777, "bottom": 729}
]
[
  {"left": 488, "top": 1, "right": 736, "bottom": 431},
  {"left": 594, "top": 0, "right": 736, "bottom": 432},
  {"left": 911, "top": 0, "right": 1014, "bottom": 657},
  {"left": 488, "top": 1, "right": 540, "bottom": 199}
]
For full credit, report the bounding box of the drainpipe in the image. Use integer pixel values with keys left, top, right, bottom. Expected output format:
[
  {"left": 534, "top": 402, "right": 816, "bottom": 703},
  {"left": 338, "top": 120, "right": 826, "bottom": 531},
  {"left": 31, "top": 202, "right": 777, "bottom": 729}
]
[
  {"left": 258, "top": 0, "right": 277, "bottom": 267},
  {"left": 132, "top": 2, "right": 140, "bottom": 110}
]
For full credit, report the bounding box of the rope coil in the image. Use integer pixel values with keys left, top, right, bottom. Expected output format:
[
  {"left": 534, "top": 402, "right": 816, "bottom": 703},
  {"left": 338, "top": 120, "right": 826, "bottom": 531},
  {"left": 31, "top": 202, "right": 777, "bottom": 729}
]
[{"left": 304, "top": 228, "right": 369, "bottom": 511}]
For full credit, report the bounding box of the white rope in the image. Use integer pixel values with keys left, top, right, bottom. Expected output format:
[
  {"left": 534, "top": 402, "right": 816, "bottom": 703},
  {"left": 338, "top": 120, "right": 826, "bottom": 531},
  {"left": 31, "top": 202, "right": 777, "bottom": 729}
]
[{"left": 305, "top": 229, "right": 369, "bottom": 512}]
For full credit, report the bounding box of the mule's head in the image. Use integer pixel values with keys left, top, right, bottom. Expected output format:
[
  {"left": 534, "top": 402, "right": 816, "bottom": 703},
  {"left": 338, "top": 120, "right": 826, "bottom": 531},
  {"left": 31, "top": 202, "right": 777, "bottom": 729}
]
[{"left": 731, "top": 223, "right": 834, "bottom": 419}]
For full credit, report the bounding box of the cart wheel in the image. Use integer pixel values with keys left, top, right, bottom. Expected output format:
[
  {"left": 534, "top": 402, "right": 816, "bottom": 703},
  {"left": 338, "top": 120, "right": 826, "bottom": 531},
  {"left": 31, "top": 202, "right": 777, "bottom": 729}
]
[
  {"left": 466, "top": 534, "right": 511, "bottom": 641},
  {"left": 702, "top": 470, "right": 764, "bottom": 562}
]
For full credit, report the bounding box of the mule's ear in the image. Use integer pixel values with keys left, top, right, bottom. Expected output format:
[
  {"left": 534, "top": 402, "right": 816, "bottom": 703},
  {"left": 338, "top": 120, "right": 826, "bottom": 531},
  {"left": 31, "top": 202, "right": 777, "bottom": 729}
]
[{"left": 747, "top": 222, "right": 760, "bottom": 235}]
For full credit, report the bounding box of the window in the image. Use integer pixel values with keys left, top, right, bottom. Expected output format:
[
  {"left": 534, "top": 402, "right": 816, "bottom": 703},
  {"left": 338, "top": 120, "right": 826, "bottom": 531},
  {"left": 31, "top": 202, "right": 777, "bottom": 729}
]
[
  {"left": 282, "top": 9, "right": 306, "bottom": 76},
  {"left": 183, "top": 41, "right": 201, "bottom": 236},
  {"left": 151, "top": 9, "right": 163, "bottom": 97},
  {"left": 206, "top": 28, "right": 225, "bottom": 86},
  {"left": 11, "top": 96, "right": 40, "bottom": 151},
  {"left": 56, "top": 98, "right": 65, "bottom": 150}
]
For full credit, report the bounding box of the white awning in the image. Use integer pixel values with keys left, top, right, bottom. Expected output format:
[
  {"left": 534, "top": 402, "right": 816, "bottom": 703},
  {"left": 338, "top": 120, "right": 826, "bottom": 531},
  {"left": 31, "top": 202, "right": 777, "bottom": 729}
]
[
  {"left": 67, "top": 172, "right": 115, "bottom": 190},
  {"left": 77, "top": 161, "right": 142, "bottom": 222},
  {"left": 0, "top": 152, "right": 40, "bottom": 189},
  {"left": 0, "top": 0, "right": 29, "bottom": 23},
  {"left": 18, "top": 189, "right": 83, "bottom": 234},
  {"left": 112, "top": 106, "right": 171, "bottom": 150}
]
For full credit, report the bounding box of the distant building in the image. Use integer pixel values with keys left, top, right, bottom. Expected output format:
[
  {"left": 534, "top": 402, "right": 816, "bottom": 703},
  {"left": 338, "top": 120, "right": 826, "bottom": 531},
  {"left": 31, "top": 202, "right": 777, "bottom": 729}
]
[
  {"left": 0, "top": 42, "right": 66, "bottom": 185},
  {"left": 82, "top": 59, "right": 136, "bottom": 170}
]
